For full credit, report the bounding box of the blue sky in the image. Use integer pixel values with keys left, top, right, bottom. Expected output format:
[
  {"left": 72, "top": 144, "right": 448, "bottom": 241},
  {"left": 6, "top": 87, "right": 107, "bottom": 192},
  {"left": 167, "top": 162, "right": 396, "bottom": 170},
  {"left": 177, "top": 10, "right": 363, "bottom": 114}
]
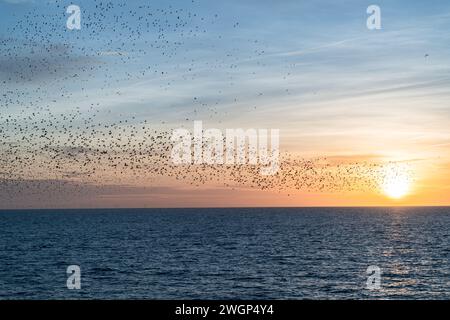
[{"left": 1, "top": 0, "right": 449, "bottom": 129}]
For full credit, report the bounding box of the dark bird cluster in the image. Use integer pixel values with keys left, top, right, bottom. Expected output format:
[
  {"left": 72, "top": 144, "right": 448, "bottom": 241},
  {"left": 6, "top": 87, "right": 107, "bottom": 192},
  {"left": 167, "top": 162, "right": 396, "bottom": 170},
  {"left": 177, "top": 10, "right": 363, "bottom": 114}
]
[{"left": 0, "top": 1, "right": 403, "bottom": 208}]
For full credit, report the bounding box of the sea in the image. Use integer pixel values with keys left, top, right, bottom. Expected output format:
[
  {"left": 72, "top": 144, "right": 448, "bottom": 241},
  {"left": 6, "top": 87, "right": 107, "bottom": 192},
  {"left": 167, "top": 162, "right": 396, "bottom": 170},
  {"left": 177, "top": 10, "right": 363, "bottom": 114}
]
[{"left": 0, "top": 207, "right": 448, "bottom": 299}]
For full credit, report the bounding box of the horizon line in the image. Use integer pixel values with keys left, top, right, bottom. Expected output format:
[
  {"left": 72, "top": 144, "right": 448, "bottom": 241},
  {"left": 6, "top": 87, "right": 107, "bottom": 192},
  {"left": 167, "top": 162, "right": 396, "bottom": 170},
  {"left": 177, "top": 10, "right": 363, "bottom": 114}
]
[{"left": 1, "top": 205, "right": 449, "bottom": 212}]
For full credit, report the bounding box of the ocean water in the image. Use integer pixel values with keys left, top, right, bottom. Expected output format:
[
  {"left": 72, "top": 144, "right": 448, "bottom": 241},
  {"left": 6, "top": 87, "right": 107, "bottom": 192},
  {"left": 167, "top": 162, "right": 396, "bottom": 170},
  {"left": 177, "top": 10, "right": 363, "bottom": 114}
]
[{"left": 0, "top": 207, "right": 448, "bottom": 300}]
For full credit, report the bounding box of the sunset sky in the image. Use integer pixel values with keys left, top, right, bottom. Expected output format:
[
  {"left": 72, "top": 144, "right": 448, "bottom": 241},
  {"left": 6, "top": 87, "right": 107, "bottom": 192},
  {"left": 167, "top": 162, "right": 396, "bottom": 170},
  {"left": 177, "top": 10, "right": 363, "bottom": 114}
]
[{"left": 0, "top": 0, "right": 449, "bottom": 208}]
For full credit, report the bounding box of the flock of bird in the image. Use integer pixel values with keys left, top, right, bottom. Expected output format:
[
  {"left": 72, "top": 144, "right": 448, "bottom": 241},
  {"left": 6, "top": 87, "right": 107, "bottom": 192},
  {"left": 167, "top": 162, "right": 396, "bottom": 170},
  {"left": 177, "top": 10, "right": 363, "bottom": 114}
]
[
  {"left": 0, "top": 103, "right": 406, "bottom": 206},
  {"left": 0, "top": 1, "right": 408, "bottom": 207}
]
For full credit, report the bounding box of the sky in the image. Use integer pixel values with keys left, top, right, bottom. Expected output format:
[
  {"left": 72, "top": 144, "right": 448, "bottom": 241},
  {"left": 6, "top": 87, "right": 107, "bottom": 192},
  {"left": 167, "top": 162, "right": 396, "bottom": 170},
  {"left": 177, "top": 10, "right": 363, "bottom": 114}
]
[{"left": 0, "top": 0, "right": 449, "bottom": 208}]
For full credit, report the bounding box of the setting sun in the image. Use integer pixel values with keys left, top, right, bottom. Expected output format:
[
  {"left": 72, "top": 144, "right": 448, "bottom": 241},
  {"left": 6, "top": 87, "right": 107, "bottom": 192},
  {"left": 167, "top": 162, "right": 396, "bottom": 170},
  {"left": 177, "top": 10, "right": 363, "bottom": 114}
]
[{"left": 382, "top": 170, "right": 411, "bottom": 199}]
